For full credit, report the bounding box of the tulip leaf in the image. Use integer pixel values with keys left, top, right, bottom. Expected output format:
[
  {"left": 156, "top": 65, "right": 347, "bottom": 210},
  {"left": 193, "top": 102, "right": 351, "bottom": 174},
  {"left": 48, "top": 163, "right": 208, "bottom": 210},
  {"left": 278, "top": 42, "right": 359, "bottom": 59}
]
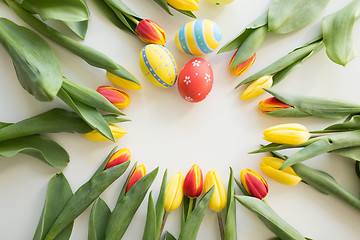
[
  {"left": 88, "top": 198, "right": 111, "bottom": 240},
  {"left": 142, "top": 192, "right": 157, "bottom": 240},
  {"left": 264, "top": 88, "right": 360, "bottom": 118},
  {"left": 61, "top": 78, "right": 124, "bottom": 115},
  {"left": 355, "top": 161, "right": 360, "bottom": 180},
  {"left": 63, "top": 20, "right": 88, "bottom": 40},
  {"left": 224, "top": 167, "right": 237, "bottom": 240},
  {"left": 105, "top": 167, "right": 159, "bottom": 240},
  {"left": 234, "top": 177, "right": 250, "bottom": 197},
  {"left": 155, "top": 170, "right": 167, "bottom": 238},
  {"left": 326, "top": 115, "right": 360, "bottom": 131},
  {"left": 163, "top": 231, "right": 176, "bottom": 240},
  {"left": 57, "top": 88, "right": 115, "bottom": 142},
  {"left": 332, "top": 146, "right": 360, "bottom": 161},
  {"left": 265, "top": 107, "right": 312, "bottom": 118},
  {"left": 268, "top": 0, "right": 329, "bottom": 34},
  {"left": 6, "top": 0, "right": 139, "bottom": 85},
  {"left": 235, "top": 196, "right": 306, "bottom": 240},
  {"left": 249, "top": 138, "right": 321, "bottom": 154},
  {"left": 270, "top": 238, "right": 313, "bottom": 240},
  {"left": 0, "top": 17, "right": 63, "bottom": 102},
  {"left": 281, "top": 130, "right": 360, "bottom": 169},
  {"left": 237, "top": 36, "right": 323, "bottom": 87},
  {"left": 153, "top": 0, "right": 173, "bottom": 15},
  {"left": 33, "top": 173, "right": 73, "bottom": 240},
  {"left": 178, "top": 187, "right": 214, "bottom": 240},
  {"left": 173, "top": 8, "right": 196, "bottom": 18},
  {"left": 20, "top": 0, "right": 89, "bottom": 22},
  {"left": 293, "top": 163, "right": 360, "bottom": 211},
  {"left": 0, "top": 135, "right": 69, "bottom": 168},
  {"left": 322, "top": 0, "right": 360, "bottom": 66},
  {"left": 44, "top": 160, "right": 130, "bottom": 240}
]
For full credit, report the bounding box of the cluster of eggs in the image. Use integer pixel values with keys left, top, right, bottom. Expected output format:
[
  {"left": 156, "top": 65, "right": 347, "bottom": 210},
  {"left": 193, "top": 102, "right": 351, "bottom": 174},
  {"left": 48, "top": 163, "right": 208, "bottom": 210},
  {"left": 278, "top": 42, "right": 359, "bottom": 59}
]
[{"left": 139, "top": 19, "right": 222, "bottom": 103}]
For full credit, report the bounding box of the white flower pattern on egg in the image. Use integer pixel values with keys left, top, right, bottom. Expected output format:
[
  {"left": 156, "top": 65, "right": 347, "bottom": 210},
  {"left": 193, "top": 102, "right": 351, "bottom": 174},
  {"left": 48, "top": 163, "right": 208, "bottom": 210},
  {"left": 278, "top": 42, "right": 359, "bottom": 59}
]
[
  {"left": 185, "top": 96, "right": 193, "bottom": 102},
  {"left": 204, "top": 73, "right": 211, "bottom": 83},
  {"left": 184, "top": 76, "right": 191, "bottom": 84},
  {"left": 192, "top": 60, "right": 201, "bottom": 67}
]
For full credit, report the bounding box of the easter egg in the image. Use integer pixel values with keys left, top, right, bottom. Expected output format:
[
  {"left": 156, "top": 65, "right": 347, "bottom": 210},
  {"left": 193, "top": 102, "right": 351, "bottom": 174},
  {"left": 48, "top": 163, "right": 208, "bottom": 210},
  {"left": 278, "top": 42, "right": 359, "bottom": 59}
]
[
  {"left": 206, "top": 0, "right": 234, "bottom": 6},
  {"left": 175, "top": 19, "right": 222, "bottom": 55},
  {"left": 178, "top": 58, "right": 213, "bottom": 103},
  {"left": 139, "top": 44, "right": 178, "bottom": 88}
]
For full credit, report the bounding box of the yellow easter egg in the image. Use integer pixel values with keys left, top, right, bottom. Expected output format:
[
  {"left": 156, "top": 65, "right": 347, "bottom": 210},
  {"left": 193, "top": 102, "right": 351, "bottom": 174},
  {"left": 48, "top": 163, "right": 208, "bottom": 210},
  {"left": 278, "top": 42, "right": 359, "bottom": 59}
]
[{"left": 139, "top": 44, "right": 178, "bottom": 88}]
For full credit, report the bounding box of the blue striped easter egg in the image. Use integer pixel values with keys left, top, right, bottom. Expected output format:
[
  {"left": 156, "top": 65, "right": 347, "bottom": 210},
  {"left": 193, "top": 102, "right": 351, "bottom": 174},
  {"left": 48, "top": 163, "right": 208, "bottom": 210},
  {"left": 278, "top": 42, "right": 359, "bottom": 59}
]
[{"left": 175, "top": 19, "right": 222, "bottom": 55}]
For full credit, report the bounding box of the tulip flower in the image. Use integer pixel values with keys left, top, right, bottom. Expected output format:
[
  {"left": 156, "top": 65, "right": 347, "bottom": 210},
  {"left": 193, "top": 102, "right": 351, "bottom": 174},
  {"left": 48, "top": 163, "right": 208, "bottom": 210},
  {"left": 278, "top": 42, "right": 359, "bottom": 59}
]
[
  {"left": 84, "top": 124, "right": 127, "bottom": 141},
  {"left": 241, "top": 75, "right": 273, "bottom": 100},
  {"left": 126, "top": 164, "right": 146, "bottom": 193},
  {"left": 165, "top": 172, "right": 185, "bottom": 212},
  {"left": 166, "top": 0, "right": 199, "bottom": 11},
  {"left": 259, "top": 97, "right": 291, "bottom": 113},
  {"left": 240, "top": 169, "right": 268, "bottom": 200},
  {"left": 260, "top": 157, "right": 302, "bottom": 186},
  {"left": 263, "top": 123, "right": 310, "bottom": 145},
  {"left": 96, "top": 86, "right": 130, "bottom": 109},
  {"left": 229, "top": 52, "right": 256, "bottom": 76},
  {"left": 106, "top": 71, "right": 142, "bottom": 90},
  {"left": 104, "top": 148, "right": 131, "bottom": 170},
  {"left": 183, "top": 164, "right": 203, "bottom": 198},
  {"left": 203, "top": 170, "right": 227, "bottom": 212},
  {"left": 135, "top": 19, "right": 167, "bottom": 45}
]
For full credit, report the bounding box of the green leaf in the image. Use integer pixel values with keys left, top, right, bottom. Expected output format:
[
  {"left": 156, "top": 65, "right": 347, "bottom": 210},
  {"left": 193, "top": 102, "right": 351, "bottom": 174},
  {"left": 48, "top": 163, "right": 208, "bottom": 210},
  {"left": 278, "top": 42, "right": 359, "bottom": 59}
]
[
  {"left": 88, "top": 198, "right": 111, "bottom": 240},
  {"left": 61, "top": 78, "right": 124, "bottom": 115},
  {"left": 172, "top": 8, "right": 196, "bottom": 18},
  {"left": 265, "top": 107, "right": 311, "bottom": 118},
  {"left": 332, "top": 146, "right": 360, "bottom": 161},
  {"left": 155, "top": 170, "right": 167, "bottom": 238},
  {"left": 44, "top": 161, "right": 130, "bottom": 240},
  {"left": 153, "top": 0, "right": 173, "bottom": 15},
  {"left": 224, "top": 167, "right": 237, "bottom": 240},
  {"left": 293, "top": 163, "right": 360, "bottom": 211},
  {"left": 355, "top": 161, "right": 360, "bottom": 180},
  {"left": 64, "top": 20, "right": 88, "bottom": 40},
  {"left": 281, "top": 130, "right": 360, "bottom": 169},
  {"left": 6, "top": 0, "right": 139, "bottom": 85},
  {"left": 264, "top": 88, "right": 360, "bottom": 118},
  {"left": 33, "top": 173, "right": 73, "bottom": 240},
  {"left": 178, "top": 187, "right": 214, "bottom": 240},
  {"left": 234, "top": 177, "right": 249, "bottom": 196},
  {"left": 269, "top": 238, "right": 313, "bottom": 240},
  {"left": 322, "top": 0, "right": 360, "bottom": 66},
  {"left": 0, "top": 17, "right": 63, "bottom": 101},
  {"left": 326, "top": 115, "right": 360, "bottom": 131},
  {"left": 21, "top": 0, "right": 89, "bottom": 22},
  {"left": 268, "top": 0, "right": 329, "bottom": 34},
  {"left": 235, "top": 196, "right": 306, "bottom": 240},
  {"left": 163, "top": 231, "right": 176, "bottom": 240},
  {"left": 57, "top": 88, "right": 115, "bottom": 142},
  {"left": 0, "top": 135, "right": 69, "bottom": 168},
  {"left": 105, "top": 167, "right": 159, "bottom": 240},
  {"left": 237, "top": 37, "right": 323, "bottom": 87},
  {"left": 142, "top": 192, "right": 157, "bottom": 240}
]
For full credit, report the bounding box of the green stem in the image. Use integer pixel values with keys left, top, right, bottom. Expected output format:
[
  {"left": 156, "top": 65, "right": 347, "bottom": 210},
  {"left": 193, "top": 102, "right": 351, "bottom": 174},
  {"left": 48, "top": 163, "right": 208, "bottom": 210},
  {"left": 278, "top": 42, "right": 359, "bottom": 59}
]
[
  {"left": 187, "top": 198, "right": 195, "bottom": 220},
  {"left": 158, "top": 211, "right": 169, "bottom": 240},
  {"left": 217, "top": 212, "right": 225, "bottom": 240},
  {"left": 123, "top": 12, "right": 139, "bottom": 25}
]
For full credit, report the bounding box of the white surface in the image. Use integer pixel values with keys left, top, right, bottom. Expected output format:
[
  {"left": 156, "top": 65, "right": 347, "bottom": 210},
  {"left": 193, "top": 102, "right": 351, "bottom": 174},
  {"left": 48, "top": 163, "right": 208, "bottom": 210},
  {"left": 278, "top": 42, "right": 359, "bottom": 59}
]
[{"left": 1, "top": 0, "right": 360, "bottom": 239}]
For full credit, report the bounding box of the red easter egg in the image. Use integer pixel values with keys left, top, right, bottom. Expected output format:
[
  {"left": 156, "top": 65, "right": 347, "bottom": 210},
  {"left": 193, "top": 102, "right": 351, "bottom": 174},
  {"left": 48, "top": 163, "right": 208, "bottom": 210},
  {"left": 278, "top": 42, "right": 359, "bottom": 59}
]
[{"left": 178, "top": 58, "right": 213, "bottom": 103}]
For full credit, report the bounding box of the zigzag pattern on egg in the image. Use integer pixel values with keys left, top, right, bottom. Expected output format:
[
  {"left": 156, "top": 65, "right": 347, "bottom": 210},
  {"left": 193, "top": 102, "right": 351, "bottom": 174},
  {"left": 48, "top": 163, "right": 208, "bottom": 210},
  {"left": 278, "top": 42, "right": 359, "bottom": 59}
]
[{"left": 175, "top": 19, "right": 222, "bottom": 55}]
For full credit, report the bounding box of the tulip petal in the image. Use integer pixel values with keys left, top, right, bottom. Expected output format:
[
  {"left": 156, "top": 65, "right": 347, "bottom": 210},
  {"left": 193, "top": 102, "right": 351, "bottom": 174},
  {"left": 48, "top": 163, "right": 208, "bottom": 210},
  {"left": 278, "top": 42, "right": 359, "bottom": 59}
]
[{"left": 241, "top": 75, "right": 273, "bottom": 100}]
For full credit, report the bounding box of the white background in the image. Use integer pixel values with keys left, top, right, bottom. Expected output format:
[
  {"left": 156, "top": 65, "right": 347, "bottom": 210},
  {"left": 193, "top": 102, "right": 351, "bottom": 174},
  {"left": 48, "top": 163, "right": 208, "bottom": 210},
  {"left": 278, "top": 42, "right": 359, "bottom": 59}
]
[{"left": 1, "top": 0, "right": 360, "bottom": 239}]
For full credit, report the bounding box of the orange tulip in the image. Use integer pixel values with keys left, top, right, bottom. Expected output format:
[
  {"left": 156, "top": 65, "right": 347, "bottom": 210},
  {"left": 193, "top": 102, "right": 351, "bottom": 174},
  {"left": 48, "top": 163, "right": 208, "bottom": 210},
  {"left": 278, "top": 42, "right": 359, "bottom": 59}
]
[
  {"left": 136, "top": 19, "right": 166, "bottom": 45},
  {"left": 126, "top": 164, "right": 146, "bottom": 193},
  {"left": 96, "top": 86, "right": 130, "bottom": 109},
  {"left": 183, "top": 164, "right": 203, "bottom": 198},
  {"left": 240, "top": 169, "right": 268, "bottom": 200},
  {"left": 229, "top": 52, "right": 256, "bottom": 76},
  {"left": 259, "top": 97, "right": 291, "bottom": 113},
  {"left": 104, "top": 148, "right": 131, "bottom": 170}
]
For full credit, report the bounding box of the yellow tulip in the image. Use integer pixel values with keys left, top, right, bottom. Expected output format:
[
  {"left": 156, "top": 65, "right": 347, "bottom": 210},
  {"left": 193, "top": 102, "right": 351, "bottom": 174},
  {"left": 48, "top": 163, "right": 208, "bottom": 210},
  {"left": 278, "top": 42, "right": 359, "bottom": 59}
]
[
  {"left": 166, "top": 0, "right": 199, "bottom": 11},
  {"left": 106, "top": 71, "right": 142, "bottom": 90},
  {"left": 164, "top": 172, "right": 184, "bottom": 212},
  {"left": 241, "top": 75, "right": 273, "bottom": 100},
  {"left": 263, "top": 123, "right": 310, "bottom": 145},
  {"left": 260, "top": 157, "right": 302, "bottom": 186},
  {"left": 203, "top": 170, "right": 227, "bottom": 212},
  {"left": 83, "top": 124, "right": 127, "bottom": 141}
]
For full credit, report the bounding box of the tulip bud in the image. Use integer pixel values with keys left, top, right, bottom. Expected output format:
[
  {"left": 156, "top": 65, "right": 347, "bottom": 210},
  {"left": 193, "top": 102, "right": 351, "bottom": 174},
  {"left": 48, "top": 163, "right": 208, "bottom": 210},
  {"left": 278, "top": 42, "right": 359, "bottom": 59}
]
[
  {"left": 183, "top": 164, "right": 203, "bottom": 198},
  {"left": 166, "top": 0, "right": 199, "bottom": 11},
  {"left": 84, "top": 124, "right": 127, "bottom": 142},
  {"left": 229, "top": 52, "right": 256, "bottom": 76},
  {"left": 126, "top": 164, "right": 146, "bottom": 193},
  {"left": 135, "top": 19, "right": 167, "bottom": 45},
  {"left": 263, "top": 123, "right": 310, "bottom": 145},
  {"left": 165, "top": 172, "right": 184, "bottom": 212},
  {"left": 203, "top": 170, "right": 227, "bottom": 212},
  {"left": 240, "top": 169, "right": 268, "bottom": 200},
  {"left": 97, "top": 86, "right": 130, "bottom": 109},
  {"left": 260, "top": 157, "right": 302, "bottom": 186},
  {"left": 104, "top": 148, "right": 131, "bottom": 170},
  {"left": 241, "top": 75, "right": 273, "bottom": 100},
  {"left": 258, "top": 97, "right": 291, "bottom": 113},
  {"left": 106, "top": 71, "right": 142, "bottom": 90}
]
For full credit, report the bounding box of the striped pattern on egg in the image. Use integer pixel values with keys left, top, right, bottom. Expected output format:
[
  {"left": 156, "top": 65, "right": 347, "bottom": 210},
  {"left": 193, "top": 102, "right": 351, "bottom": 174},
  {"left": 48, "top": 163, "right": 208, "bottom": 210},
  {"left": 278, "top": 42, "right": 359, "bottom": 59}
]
[
  {"left": 175, "top": 19, "right": 222, "bottom": 55},
  {"left": 139, "top": 44, "right": 178, "bottom": 88}
]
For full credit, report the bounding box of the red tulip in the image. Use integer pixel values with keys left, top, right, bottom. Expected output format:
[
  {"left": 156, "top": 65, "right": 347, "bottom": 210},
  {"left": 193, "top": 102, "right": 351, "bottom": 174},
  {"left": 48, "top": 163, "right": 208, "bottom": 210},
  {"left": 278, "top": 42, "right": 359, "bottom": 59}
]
[
  {"left": 104, "top": 148, "right": 131, "bottom": 170},
  {"left": 183, "top": 164, "right": 203, "bottom": 198},
  {"left": 126, "top": 164, "right": 146, "bottom": 193},
  {"left": 135, "top": 19, "right": 166, "bottom": 45}
]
